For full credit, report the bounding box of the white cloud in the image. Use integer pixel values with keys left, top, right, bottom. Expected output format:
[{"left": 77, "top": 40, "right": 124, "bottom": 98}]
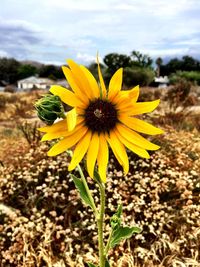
[
  {"left": 0, "top": 17, "right": 41, "bottom": 32},
  {"left": 114, "top": 0, "right": 200, "bottom": 16},
  {"left": 77, "top": 52, "right": 95, "bottom": 63},
  {"left": 76, "top": 52, "right": 103, "bottom": 64},
  {"left": 1, "top": 0, "right": 200, "bottom": 63},
  {"left": 143, "top": 48, "right": 190, "bottom": 57},
  {"left": 42, "top": 0, "right": 115, "bottom": 11},
  {"left": 0, "top": 50, "right": 9, "bottom": 57}
]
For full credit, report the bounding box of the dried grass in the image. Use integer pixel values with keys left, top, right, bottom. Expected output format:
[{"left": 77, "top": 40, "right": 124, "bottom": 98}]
[{"left": 0, "top": 90, "right": 200, "bottom": 267}]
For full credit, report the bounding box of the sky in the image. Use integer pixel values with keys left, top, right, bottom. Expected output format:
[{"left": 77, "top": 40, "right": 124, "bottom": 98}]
[{"left": 0, "top": 0, "right": 200, "bottom": 66}]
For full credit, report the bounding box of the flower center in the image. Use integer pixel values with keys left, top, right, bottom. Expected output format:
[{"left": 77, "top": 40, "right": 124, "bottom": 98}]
[{"left": 84, "top": 99, "right": 118, "bottom": 133}]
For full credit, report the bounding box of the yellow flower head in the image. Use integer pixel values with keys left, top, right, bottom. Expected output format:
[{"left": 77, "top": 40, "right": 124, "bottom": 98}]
[{"left": 39, "top": 57, "right": 163, "bottom": 182}]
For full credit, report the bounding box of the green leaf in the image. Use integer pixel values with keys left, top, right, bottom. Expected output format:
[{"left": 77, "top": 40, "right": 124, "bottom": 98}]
[
  {"left": 71, "top": 174, "right": 93, "bottom": 208},
  {"left": 116, "top": 204, "right": 122, "bottom": 217},
  {"left": 93, "top": 169, "right": 102, "bottom": 183},
  {"left": 105, "top": 259, "right": 110, "bottom": 267},
  {"left": 87, "top": 263, "right": 98, "bottom": 267},
  {"left": 110, "top": 204, "right": 122, "bottom": 230},
  {"left": 110, "top": 226, "right": 142, "bottom": 248},
  {"left": 87, "top": 259, "right": 109, "bottom": 267}
]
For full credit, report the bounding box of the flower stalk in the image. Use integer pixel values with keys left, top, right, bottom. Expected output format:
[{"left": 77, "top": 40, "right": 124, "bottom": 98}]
[
  {"left": 96, "top": 180, "right": 106, "bottom": 267},
  {"left": 76, "top": 160, "right": 106, "bottom": 267},
  {"left": 69, "top": 151, "right": 106, "bottom": 266},
  {"left": 104, "top": 228, "right": 114, "bottom": 256}
]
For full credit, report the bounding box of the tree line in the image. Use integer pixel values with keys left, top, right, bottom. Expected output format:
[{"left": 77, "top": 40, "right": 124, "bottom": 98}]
[
  {"left": 0, "top": 58, "right": 63, "bottom": 84},
  {"left": 1, "top": 52, "right": 200, "bottom": 87}
]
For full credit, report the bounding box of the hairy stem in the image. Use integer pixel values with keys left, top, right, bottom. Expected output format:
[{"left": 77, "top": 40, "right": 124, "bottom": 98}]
[
  {"left": 104, "top": 228, "right": 114, "bottom": 256},
  {"left": 97, "top": 181, "right": 106, "bottom": 267}
]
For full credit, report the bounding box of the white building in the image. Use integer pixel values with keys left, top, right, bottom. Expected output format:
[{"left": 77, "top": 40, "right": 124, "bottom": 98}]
[
  {"left": 17, "top": 76, "right": 55, "bottom": 91},
  {"left": 154, "top": 76, "right": 169, "bottom": 88}
]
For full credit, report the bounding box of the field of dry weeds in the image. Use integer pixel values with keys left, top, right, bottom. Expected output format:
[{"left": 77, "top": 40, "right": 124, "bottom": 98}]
[{"left": 0, "top": 87, "right": 200, "bottom": 267}]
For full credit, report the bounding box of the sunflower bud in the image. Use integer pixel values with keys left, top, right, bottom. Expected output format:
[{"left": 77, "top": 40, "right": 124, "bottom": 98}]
[
  {"left": 35, "top": 94, "right": 65, "bottom": 125},
  {"left": 110, "top": 204, "right": 122, "bottom": 230},
  {"left": 110, "top": 214, "right": 121, "bottom": 230}
]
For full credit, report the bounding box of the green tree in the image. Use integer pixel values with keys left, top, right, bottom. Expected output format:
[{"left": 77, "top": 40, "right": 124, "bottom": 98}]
[
  {"left": 103, "top": 53, "right": 132, "bottom": 74},
  {"left": 160, "top": 58, "right": 181, "bottom": 76},
  {"left": 39, "top": 65, "right": 64, "bottom": 79},
  {"left": 182, "top": 56, "right": 199, "bottom": 71},
  {"left": 160, "top": 55, "right": 200, "bottom": 76},
  {"left": 0, "top": 57, "right": 20, "bottom": 83},
  {"left": 17, "top": 64, "right": 37, "bottom": 79},
  {"left": 131, "top": 51, "right": 153, "bottom": 68}
]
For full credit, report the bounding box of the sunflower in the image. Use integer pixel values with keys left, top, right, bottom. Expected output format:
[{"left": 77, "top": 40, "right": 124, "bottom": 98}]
[{"left": 39, "top": 58, "right": 163, "bottom": 182}]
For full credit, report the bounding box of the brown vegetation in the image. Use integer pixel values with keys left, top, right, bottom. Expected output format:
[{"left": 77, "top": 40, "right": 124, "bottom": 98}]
[{"left": 0, "top": 87, "right": 200, "bottom": 267}]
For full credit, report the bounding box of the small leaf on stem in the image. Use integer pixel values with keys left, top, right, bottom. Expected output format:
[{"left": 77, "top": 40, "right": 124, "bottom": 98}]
[
  {"left": 110, "top": 226, "right": 141, "bottom": 248},
  {"left": 105, "top": 259, "right": 110, "bottom": 267},
  {"left": 87, "top": 263, "right": 98, "bottom": 267},
  {"left": 93, "top": 169, "right": 102, "bottom": 183},
  {"left": 71, "top": 174, "right": 93, "bottom": 208},
  {"left": 110, "top": 204, "right": 122, "bottom": 230}
]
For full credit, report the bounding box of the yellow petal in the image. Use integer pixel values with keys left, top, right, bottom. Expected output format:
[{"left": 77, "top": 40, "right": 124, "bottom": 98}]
[
  {"left": 122, "top": 85, "right": 139, "bottom": 102},
  {"left": 113, "top": 85, "right": 139, "bottom": 105},
  {"left": 119, "top": 114, "right": 164, "bottom": 135},
  {"left": 115, "top": 129, "right": 150, "bottom": 158},
  {"left": 50, "top": 85, "right": 85, "bottom": 108},
  {"left": 80, "top": 65, "right": 100, "bottom": 98},
  {"left": 108, "top": 68, "right": 123, "bottom": 100},
  {"left": 106, "top": 131, "right": 129, "bottom": 174},
  {"left": 47, "top": 126, "right": 87, "bottom": 156},
  {"left": 86, "top": 133, "right": 100, "bottom": 178},
  {"left": 38, "top": 118, "right": 68, "bottom": 133},
  {"left": 67, "top": 59, "right": 93, "bottom": 100},
  {"left": 116, "top": 99, "right": 134, "bottom": 111},
  {"left": 68, "top": 131, "right": 92, "bottom": 171},
  {"left": 66, "top": 108, "right": 77, "bottom": 131},
  {"left": 96, "top": 54, "right": 107, "bottom": 98},
  {"left": 62, "top": 66, "right": 89, "bottom": 105},
  {"left": 76, "top": 107, "right": 85, "bottom": 115},
  {"left": 122, "top": 100, "right": 160, "bottom": 115},
  {"left": 129, "top": 85, "right": 140, "bottom": 102},
  {"left": 41, "top": 122, "right": 85, "bottom": 141},
  {"left": 116, "top": 123, "right": 160, "bottom": 151},
  {"left": 97, "top": 134, "right": 109, "bottom": 183}
]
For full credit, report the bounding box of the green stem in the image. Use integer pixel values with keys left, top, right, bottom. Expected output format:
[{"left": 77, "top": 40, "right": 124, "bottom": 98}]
[
  {"left": 104, "top": 228, "right": 114, "bottom": 256},
  {"left": 68, "top": 150, "right": 98, "bottom": 217},
  {"left": 68, "top": 150, "right": 107, "bottom": 266},
  {"left": 97, "top": 181, "right": 106, "bottom": 267},
  {"left": 76, "top": 163, "right": 98, "bottom": 217}
]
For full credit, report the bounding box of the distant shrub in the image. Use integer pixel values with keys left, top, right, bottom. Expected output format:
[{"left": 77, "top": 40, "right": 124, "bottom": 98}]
[
  {"left": 138, "top": 87, "right": 163, "bottom": 102},
  {"left": 123, "top": 67, "right": 155, "bottom": 87},
  {"left": 18, "top": 121, "right": 42, "bottom": 147},
  {"left": 0, "top": 94, "right": 6, "bottom": 109},
  {"left": 170, "top": 70, "right": 200, "bottom": 85},
  {"left": 4, "top": 85, "right": 16, "bottom": 93},
  {"left": 167, "top": 79, "right": 191, "bottom": 110}
]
